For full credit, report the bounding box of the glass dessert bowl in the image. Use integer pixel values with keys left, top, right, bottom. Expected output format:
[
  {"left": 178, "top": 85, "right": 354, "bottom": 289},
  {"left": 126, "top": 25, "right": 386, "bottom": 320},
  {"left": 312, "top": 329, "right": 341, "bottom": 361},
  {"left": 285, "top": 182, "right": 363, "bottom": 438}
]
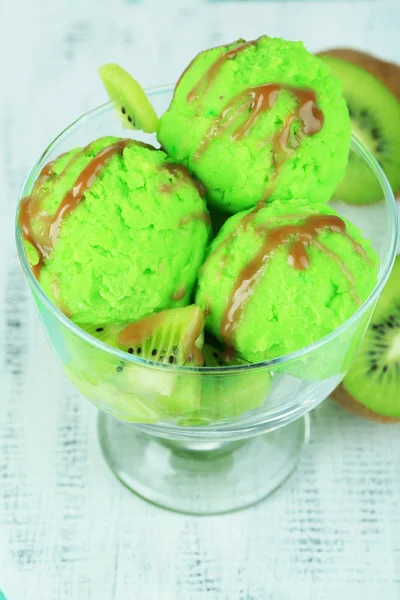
[{"left": 16, "top": 88, "right": 398, "bottom": 515}]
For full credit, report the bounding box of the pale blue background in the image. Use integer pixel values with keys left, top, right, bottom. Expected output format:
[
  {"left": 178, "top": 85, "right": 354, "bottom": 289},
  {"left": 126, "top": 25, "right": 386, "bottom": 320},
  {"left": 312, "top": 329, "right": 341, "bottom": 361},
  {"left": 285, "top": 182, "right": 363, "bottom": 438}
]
[{"left": 0, "top": 1, "right": 399, "bottom": 599}]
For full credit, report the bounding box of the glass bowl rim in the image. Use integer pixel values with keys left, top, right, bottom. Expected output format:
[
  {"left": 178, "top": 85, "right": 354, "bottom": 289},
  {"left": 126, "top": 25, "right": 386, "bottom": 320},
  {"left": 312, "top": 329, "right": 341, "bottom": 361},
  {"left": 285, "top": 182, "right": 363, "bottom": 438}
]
[{"left": 15, "top": 87, "right": 399, "bottom": 375}]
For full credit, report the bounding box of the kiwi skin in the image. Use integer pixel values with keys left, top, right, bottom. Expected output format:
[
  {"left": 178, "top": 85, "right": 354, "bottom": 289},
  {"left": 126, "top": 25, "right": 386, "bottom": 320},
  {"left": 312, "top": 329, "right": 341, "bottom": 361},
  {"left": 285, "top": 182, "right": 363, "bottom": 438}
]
[
  {"left": 331, "top": 385, "right": 399, "bottom": 423},
  {"left": 318, "top": 49, "right": 400, "bottom": 102},
  {"left": 330, "top": 256, "right": 400, "bottom": 423}
]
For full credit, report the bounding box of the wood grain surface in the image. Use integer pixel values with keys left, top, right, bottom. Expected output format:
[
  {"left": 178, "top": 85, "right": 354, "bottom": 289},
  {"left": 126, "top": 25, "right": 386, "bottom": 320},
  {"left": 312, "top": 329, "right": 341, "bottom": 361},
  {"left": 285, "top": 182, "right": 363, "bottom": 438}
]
[{"left": 1, "top": 0, "right": 400, "bottom": 598}]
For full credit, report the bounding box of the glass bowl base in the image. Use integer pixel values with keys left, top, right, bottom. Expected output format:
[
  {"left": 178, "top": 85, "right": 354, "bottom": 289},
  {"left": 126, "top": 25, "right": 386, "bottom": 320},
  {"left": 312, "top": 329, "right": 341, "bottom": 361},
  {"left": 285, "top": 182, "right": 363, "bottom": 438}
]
[{"left": 98, "top": 413, "right": 310, "bottom": 515}]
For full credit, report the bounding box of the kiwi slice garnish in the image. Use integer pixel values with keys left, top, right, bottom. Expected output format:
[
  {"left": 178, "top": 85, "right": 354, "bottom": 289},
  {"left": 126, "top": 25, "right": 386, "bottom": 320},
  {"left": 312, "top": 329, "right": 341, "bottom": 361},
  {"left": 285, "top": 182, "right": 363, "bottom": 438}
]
[
  {"left": 319, "top": 49, "right": 400, "bottom": 204},
  {"left": 78, "top": 306, "right": 205, "bottom": 420},
  {"left": 331, "top": 256, "right": 400, "bottom": 421},
  {"left": 86, "top": 305, "right": 205, "bottom": 367},
  {"left": 98, "top": 63, "right": 159, "bottom": 133}
]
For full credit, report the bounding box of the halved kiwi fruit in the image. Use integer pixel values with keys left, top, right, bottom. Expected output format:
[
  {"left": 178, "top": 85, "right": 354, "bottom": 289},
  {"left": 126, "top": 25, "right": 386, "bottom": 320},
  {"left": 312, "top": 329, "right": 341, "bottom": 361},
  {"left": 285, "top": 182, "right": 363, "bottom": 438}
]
[
  {"left": 67, "top": 306, "right": 205, "bottom": 421},
  {"left": 319, "top": 49, "right": 400, "bottom": 204},
  {"left": 320, "top": 49, "right": 400, "bottom": 100},
  {"left": 98, "top": 63, "right": 159, "bottom": 133},
  {"left": 331, "top": 256, "right": 400, "bottom": 421}
]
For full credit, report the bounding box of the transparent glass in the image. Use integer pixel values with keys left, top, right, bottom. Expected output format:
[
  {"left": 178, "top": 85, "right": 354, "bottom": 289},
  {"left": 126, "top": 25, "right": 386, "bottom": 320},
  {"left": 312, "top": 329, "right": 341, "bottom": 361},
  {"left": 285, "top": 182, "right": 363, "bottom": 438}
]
[{"left": 16, "top": 87, "right": 398, "bottom": 514}]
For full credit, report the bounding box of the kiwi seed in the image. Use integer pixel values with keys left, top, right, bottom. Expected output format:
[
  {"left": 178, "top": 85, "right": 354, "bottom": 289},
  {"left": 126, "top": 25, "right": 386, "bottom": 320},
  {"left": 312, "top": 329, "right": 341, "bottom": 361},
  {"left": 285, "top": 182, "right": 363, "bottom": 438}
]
[{"left": 83, "top": 306, "right": 205, "bottom": 369}]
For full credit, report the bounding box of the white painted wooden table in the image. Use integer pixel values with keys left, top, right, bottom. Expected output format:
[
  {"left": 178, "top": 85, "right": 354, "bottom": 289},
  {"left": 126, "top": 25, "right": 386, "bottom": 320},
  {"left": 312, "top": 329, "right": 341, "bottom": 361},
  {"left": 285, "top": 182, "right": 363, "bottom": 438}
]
[{"left": 1, "top": 1, "right": 400, "bottom": 598}]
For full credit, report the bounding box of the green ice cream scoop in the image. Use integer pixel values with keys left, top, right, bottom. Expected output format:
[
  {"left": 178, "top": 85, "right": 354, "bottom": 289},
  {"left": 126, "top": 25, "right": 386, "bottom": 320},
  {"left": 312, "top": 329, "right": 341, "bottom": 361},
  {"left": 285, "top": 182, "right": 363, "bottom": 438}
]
[
  {"left": 20, "top": 137, "right": 210, "bottom": 324},
  {"left": 195, "top": 199, "right": 378, "bottom": 362},
  {"left": 158, "top": 35, "right": 351, "bottom": 214}
]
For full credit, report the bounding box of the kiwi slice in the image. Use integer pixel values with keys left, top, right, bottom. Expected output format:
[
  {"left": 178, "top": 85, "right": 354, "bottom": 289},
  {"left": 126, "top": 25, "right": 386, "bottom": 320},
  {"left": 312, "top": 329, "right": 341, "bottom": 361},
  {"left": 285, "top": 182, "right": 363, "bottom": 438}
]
[
  {"left": 98, "top": 63, "right": 159, "bottom": 133},
  {"left": 64, "top": 364, "right": 165, "bottom": 423},
  {"left": 319, "top": 50, "right": 400, "bottom": 204},
  {"left": 89, "top": 305, "right": 205, "bottom": 367},
  {"left": 198, "top": 344, "right": 272, "bottom": 421},
  {"left": 76, "top": 306, "right": 205, "bottom": 419},
  {"left": 320, "top": 49, "right": 400, "bottom": 100},
  {"left": 331, "top": 256, "right": 400, "bottom": 421}
]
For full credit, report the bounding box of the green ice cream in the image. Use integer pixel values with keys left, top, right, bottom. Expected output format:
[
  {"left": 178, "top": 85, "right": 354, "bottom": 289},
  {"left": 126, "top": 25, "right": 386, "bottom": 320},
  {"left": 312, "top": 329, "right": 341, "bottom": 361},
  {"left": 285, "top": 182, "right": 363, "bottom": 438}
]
[
  {"left": 21, "top": 137, "right": 210, "bottom": 323},
  {"left": 196, "top": 199, "right": 378, "bottom": 363},
  {"left": 158, "top": 36, "right": 351, "bottom": 214}
]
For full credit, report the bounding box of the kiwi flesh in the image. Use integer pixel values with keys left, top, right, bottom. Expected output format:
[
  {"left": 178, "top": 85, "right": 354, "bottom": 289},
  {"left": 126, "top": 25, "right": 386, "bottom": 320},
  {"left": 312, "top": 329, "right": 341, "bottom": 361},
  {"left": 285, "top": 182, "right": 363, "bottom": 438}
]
[
  {"left": 319, "top": 49, "right": 400, "bottom": 101},
  {"left": 319, "top": 50, "right": 400, "bottom": 204},
  {"left": 98, "top": 63, "right": 159, "bottom": 133},
  {"left": 91, "top": 305, "right": 205, "bottom": 367},
  {"left": 64, "top": 364, "right": 165, "bottom": 423},
  {"left": 331, "top": 256, "right": 400, "bottom": 421},
  {"left": 73, "top": 306, "right": 205, "bottom": 420},
  {"left": 198, "top": 344, "right": 272, "bottom": 421}
]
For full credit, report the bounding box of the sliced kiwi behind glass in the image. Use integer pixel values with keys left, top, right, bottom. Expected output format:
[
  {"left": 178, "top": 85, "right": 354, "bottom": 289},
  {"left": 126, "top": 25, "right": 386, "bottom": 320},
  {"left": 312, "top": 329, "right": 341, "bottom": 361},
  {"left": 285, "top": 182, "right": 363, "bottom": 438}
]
[
  {"left": 98, "top": 63, "right": 159, "bottom": 133},
  {"left": 331, "top": 256, "right": 400, "bottom": 421},
  {"left": 319, "top": 50, "right": 400, "bottom": 204},
  {"left": 195, "top": 343, "right": 272, "bottom": 422},
  {"left": 68, "top": 306, "right": 205, "bottom": 422},
  {"left": 64, "top": 364, "right": 164, "bottom": 423}
]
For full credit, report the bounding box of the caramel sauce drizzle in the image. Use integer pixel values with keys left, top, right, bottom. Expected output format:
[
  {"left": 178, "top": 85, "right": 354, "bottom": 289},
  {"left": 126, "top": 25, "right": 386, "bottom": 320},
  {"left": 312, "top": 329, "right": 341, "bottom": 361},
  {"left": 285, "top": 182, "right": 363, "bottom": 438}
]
[
  {"left": 119, "top": 313, "right": 164, "bottom": 347},
  {"left": 189, "top": 346, "right": 205, "bottom": 367},
  {"left": 162, "top": 163, "right": 206, "bottom": 197},
  {"left": 160, "top": 164, "right": 211, "bottom": 231},
  {"left": 171, "top": 286, "right": 187, "bottom": 301},
  {"left": 34, "top": 160, "right": 56, "bottom": 189},
  {"left": 194, "top": 84, "right": 324, "bottom": 188},
  {"left": 50, "top": 274, "right": 71, "bottom": 318},
  {"left": 219, "top": 214, "right": 371, "bottom": 346},
  {"left": 312, "top": 240, "right": 359, "bottom": 304},
  {"left": 220, "top": 345, "right": 237, "bottom": 362},
  {"left": 179, "top": 37, "right": 324, "bottom": 201},
  {"left": 119, "top": 311, "right": 205, "bottom": 366},
  {"left": 173, "top": 38, "right": 251, "bottom": 102},
  {"left": 179, "top": 211, "right": 211, "bottom": 226},
  {"left": 187, "top": 39, "right": 257, "bottom": 104},
  {"left": 263, "top": 88, "right": 324, "bottom": 199},
  {"left": 19, "top": 139, "right": 132, "bottom": 279},
  {"left": 199, "top": 201, "right": 268, "bottom": 277},
  {"left": 204, "top": 301, "right": 212, "bottom": 317},
  {"left": 31, "top": 153, "right": 69, "bottom": 196}
]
